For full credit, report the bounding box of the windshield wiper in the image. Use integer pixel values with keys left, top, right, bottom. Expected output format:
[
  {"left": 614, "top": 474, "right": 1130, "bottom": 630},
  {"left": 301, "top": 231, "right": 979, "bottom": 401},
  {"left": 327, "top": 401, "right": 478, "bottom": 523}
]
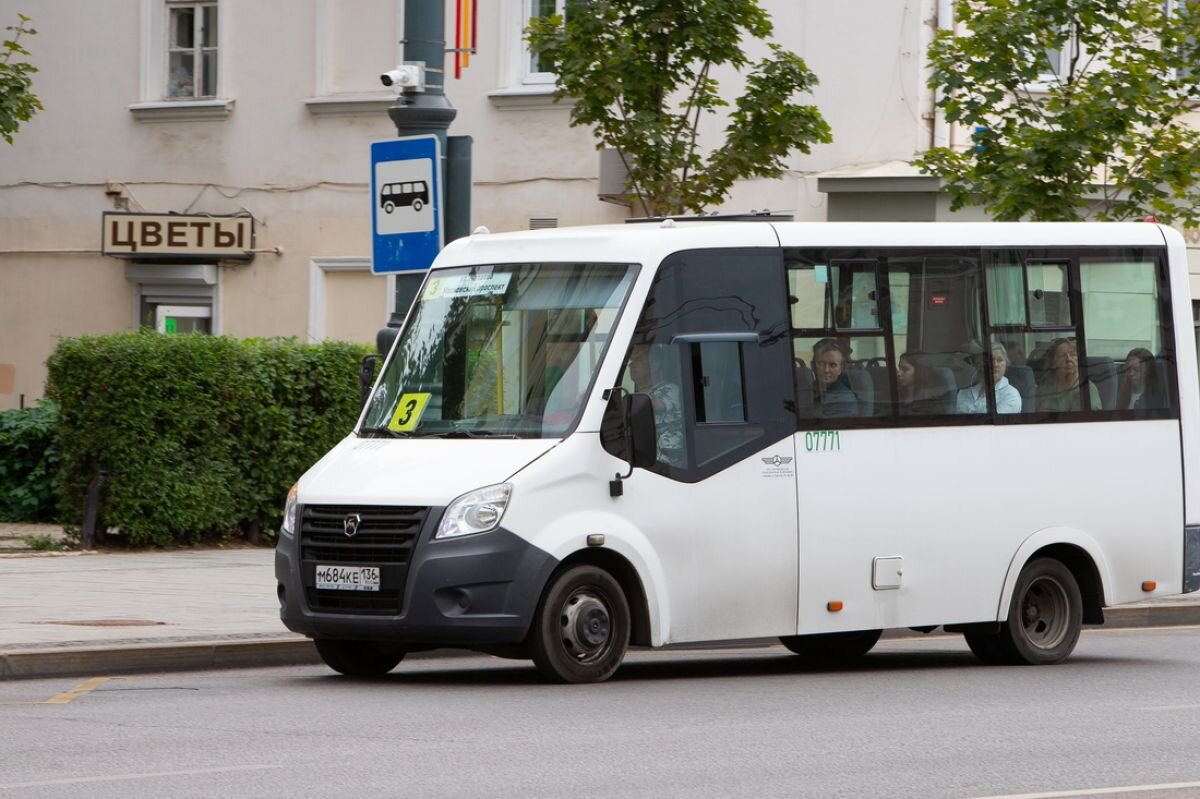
[
  {"left": 359, "top": 426, "right": 411, "bottom": 438},
  {"left": 436, "top": 429, "right": 519, "bottom": 439}
]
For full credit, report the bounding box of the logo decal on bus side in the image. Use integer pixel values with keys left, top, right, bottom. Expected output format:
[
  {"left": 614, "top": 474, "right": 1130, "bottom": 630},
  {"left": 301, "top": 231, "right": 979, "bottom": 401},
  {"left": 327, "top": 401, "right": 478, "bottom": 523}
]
[{"left": 761, "top": 454, "right": 795, "bottom": 479}]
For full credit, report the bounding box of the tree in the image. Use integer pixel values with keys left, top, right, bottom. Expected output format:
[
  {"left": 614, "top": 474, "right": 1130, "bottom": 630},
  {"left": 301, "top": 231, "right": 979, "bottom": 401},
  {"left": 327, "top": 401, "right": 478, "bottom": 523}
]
[
  {"left": 526, "top": 0, "right": 831, "bottom": 217},
  {"left": 0, "top": 13, "right": 41, "bottom": 145},
  {"left": 915, "top": 0, "right": 1200, "bottom": 224}
]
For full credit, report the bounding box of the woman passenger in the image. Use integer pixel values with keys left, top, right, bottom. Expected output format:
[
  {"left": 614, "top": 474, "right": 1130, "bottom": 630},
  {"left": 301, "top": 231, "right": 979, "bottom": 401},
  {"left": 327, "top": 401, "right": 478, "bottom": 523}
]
[
  {"left": 1117, "top": 347, "right": 1160, "bottom": 410},
  {"left": 1036, "top": 338, "right": 1101, "bottom": 412},
  {"left": 956, "top": 343, "right": 1022, "bottom": 414}
]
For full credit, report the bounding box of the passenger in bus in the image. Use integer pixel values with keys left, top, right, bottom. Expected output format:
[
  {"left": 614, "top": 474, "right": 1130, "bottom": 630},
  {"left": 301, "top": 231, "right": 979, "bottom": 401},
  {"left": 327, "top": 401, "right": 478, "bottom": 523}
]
[
  {"left": 1117, "top": 347, "right": 1163, "bottom": 410},
  {"left": 812, "top": 338, "right": 858, "bottom": 417},
  {"left": 628, "top": 344, "right": 685, "bottom": 466},
  {"left": 956, "top": 343, "right": 1022, "bottom": 414},
  {"left": 895, "top": 352, "right": 930, "bottom": 415},
  {"left": 1036, "top": 338, "right": 1101, "bottom": 412}
]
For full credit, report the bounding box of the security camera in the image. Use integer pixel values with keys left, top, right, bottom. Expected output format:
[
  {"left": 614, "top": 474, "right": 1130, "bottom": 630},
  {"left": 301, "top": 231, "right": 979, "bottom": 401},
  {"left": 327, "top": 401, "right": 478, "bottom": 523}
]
[{"left": 380, "top": 65, "right": 422, "bottom": 90}]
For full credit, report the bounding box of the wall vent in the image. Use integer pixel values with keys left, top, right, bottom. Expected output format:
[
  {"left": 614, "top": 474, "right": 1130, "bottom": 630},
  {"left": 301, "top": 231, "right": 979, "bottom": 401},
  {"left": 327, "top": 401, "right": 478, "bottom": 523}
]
[{"left": 529, "top": 218, "right": 558, "bottom": 230}]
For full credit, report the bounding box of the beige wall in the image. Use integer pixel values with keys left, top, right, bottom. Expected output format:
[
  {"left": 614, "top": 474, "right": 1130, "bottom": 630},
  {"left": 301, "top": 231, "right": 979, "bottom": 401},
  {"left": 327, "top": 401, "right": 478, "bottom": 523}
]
[{"left": 0, "top": 256, "right": 135, "bottom": 410}]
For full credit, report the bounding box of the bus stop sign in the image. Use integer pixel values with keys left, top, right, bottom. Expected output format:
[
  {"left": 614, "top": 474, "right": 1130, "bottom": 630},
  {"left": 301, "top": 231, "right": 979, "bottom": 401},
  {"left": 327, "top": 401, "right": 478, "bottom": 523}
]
[{"left": 370, "top": 134, "right": 444, "bottom": 274}]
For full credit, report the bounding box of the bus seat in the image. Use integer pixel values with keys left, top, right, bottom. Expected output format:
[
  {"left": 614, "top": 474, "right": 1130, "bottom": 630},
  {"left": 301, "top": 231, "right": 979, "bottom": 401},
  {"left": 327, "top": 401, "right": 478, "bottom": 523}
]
[
  {"left": 911, "top": 366, "right": 957, "bottom": 415},
  {"left": 845, "top": 368, "right": 874, "bottom": 417},
  {"left": 868, "top": 364, "right": 892, "bottom": 415},
  {"left": 1004, "top": 364, "right": 1036, "bottom": 412},
  {"left": 1085, "top": 356, "right": 1117, "bottom": 409},
  {"left": 953, "top": 363, "right": 979, "bottom": 391}
]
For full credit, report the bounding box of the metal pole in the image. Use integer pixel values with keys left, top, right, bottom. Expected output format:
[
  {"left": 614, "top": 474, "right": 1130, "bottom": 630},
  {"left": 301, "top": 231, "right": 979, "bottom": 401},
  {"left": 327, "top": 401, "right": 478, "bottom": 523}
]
[{"left": 379, "top": 0, "right": 471, "bottom": 354}]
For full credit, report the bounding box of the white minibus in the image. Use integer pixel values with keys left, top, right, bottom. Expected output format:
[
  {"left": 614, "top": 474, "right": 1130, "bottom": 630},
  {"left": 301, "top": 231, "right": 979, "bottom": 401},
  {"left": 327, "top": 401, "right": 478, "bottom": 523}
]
[{"left": 275, "top": 221, "right": 1200, "bottom": 683}]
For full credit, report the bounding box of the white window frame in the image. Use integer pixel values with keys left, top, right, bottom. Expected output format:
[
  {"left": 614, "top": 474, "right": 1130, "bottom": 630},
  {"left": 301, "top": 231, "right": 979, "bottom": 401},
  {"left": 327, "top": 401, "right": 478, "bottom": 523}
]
[
  {"left": 524, "top": 0, "right": 567, "bottom": 86},
  {"left": 165, "top": 0, "right": 219, "bottom": 99},
  {"left": 490, "top": 0, "right": 575, "bottom": 109},
  {"left": 308, "top": 258, "right": 395, "bottom": 343},
  {"left": 131, "top": 0, "right": 233, "bottom": 121}
]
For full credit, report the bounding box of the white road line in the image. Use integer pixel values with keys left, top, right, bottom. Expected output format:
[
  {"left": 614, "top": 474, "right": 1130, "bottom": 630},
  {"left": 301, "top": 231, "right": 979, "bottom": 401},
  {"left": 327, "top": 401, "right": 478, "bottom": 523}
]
[
  {"left": 970, "top": 780, "right": 1200, "bottom": 799},
  {"left": 0, "top": 765, "right": 280, "bottom": 790}
]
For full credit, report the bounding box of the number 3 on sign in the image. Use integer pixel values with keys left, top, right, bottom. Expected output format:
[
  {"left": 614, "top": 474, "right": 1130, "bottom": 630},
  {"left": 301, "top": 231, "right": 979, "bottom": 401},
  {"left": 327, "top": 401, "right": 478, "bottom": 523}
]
[{"left": 388, "top": 392, "right": 432, "bottom": 432}]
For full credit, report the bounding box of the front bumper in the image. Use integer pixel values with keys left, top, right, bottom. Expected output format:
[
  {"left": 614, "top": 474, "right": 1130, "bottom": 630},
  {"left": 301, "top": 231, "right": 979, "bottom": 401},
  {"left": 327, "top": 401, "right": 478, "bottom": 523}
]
[{"left": 275, "top": 510, "right": 558, "bottom": 647}]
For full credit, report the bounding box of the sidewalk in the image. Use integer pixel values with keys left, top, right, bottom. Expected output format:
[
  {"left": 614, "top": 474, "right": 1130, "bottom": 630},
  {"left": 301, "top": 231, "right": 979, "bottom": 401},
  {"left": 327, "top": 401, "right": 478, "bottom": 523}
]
[{"left": 2, "top": 525, "right": 1199, "bottom": 681}]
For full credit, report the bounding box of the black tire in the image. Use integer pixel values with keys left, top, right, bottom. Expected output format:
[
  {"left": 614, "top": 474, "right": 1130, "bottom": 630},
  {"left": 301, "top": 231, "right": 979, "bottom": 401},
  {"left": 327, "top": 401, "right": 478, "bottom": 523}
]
[
  {"left": 383, "top": 201, "right": 395, "bottom": 214},
  {"left": 530, "top": 565, "right": 630, "bottom": 684},
  {"left": 412, "top": 199, "right": 424, "bottom": 212},
  {"left": 967, "top": 557, "right": 1082, "bottom": 666},
  {"left": 314, "top": 639, "right": 405, "bottom": 676},
  {"left": 779, "top": 629, "right": 882, "bottom": 661}
]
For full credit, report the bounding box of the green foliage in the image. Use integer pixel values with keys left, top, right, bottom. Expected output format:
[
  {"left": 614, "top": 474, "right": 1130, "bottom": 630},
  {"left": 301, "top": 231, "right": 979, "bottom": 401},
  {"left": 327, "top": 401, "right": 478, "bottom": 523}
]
[
  {"left": 526, "top": 0, "right": 831, "bottom": 216},
  {"left": 45, "top": 332, "right": 371, "bottom": 547},
  {"left": 0, "top": 400, "right": 60, "bottom": 522},
  {"left": 1, "top": 13, "right": 42, "bottom": 145},
  {"left": 916, "top": 0, "right": 1200, "bottom": 223},
  {"left": 24, "top": 534, "right": 65, "bottom": 552}
]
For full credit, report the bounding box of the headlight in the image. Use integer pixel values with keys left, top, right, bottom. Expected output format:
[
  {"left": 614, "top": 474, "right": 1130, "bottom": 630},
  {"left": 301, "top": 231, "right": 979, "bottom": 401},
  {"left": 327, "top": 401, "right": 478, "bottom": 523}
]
[
  {"left": 281, "top": 483, "right": 299, "bottom": 537},
  {"left": 436, "top": 483, "right": 512, "bottom": 539}
]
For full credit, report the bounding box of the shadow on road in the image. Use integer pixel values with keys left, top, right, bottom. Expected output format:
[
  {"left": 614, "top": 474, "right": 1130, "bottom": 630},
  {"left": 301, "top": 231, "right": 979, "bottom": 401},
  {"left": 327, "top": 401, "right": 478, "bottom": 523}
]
[{"left": 283, "top": 643, "right": 1155, "bottom": 688}]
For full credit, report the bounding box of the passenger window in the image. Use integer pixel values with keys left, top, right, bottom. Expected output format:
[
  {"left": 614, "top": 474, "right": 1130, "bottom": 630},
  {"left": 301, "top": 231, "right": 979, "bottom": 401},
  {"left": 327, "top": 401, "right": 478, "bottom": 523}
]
[
  {"left": 1080, "top": 256, "right": 1175, "bottom": 413},
  {"left": 886, "top": 254, "right": 985, "bottom": 417},
  {"left": 788, "top": 259, "right": 880, "bottom": 331},
  {"left": 793, "top": 336, "right": 888, "bottom": 420},
  {"left": 1028, "top": 261, "right": 1072, "bottom": 328}
]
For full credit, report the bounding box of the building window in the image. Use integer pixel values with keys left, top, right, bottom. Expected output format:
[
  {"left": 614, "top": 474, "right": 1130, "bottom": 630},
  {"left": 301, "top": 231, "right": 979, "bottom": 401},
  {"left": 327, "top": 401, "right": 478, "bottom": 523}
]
[
  {"left": 525, "top": 0, "right": 566, "bottom": 84},
  {"left": 167, "top": 2, "right": 218, "bottom": 98}
]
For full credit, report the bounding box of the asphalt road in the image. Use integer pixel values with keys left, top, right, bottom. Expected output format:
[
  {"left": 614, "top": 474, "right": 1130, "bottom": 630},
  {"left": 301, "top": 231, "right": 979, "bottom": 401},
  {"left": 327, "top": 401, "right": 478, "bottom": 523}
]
[{"left": 2, "top": 627, "right": 1199, "bottom": 799}]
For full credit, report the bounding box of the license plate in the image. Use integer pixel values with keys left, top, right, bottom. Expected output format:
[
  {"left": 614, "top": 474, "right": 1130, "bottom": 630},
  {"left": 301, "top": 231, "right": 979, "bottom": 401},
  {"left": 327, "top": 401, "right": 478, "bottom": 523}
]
[{"left": 315, "top": 565, "right": 380, "bottom": 592}]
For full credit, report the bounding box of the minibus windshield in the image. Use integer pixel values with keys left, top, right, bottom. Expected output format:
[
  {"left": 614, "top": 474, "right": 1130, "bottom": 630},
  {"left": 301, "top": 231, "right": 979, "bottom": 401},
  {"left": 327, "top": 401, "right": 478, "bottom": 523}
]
[{"left": 361, "top": 262, "right": 638, "bottom": 438}]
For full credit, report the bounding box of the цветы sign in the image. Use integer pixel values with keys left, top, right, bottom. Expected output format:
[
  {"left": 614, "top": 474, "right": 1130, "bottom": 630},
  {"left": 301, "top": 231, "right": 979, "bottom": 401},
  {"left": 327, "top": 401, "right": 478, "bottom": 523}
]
[{"left": 102, "top": 213, "right": 254, "bottom": 259}]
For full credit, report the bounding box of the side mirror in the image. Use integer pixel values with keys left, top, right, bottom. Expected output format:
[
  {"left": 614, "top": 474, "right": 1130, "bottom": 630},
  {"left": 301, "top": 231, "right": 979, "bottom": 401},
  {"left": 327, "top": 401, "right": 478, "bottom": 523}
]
[
  {"left": 359, "top": 355, "right": 381, "bottom": 409},
  {"left": 626, "top": 393, "right": 658, "bottom": 470},
  {"left": 600, "top": 389, "right": 658, "bottom": 474}
]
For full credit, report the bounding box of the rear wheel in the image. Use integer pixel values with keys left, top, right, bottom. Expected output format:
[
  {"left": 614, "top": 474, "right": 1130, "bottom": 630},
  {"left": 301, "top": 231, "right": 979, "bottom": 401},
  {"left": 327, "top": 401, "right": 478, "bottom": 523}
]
[
  {"left": 779, "top": 629, "right": 882, "bottom": 662},
  {"left": 412, "top": 198, "right": 424, "bottom": 212},
  {"left": 530, "top": 565, "right": 630, "bottom": 684},
  {"left": 314, "top": 639, "right": 405, "bottom": 676},
  {"left": 966, "top": 557, "right": 1082, "bottom": 665}
]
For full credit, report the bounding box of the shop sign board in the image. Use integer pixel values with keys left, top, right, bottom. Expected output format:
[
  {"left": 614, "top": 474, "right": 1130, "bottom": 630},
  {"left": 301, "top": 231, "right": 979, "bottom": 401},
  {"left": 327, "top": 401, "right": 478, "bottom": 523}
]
[{"left": 102, "top": 213, "right": 254, "bottom": 259}]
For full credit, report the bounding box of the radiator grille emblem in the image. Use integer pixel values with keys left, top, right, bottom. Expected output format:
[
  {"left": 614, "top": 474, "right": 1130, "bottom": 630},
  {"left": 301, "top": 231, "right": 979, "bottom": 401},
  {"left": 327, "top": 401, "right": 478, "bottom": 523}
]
[{"left": 343, "top": 513, "right": 362, "bottom": 538}]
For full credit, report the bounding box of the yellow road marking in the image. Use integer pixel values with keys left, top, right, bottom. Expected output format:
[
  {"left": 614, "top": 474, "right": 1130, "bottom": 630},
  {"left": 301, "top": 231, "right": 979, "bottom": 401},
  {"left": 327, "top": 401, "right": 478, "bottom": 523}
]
[
  {"left": 0, "top": 676, "right": 114, "bottom": 706},
  {"left": 44, "top": 676, "right": 112, "bottom": 704}
]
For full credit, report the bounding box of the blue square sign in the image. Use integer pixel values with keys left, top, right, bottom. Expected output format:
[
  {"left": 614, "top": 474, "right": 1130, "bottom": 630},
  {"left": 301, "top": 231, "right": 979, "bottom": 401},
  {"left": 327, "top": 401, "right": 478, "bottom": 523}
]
[{"left": 371, "top": 135, "right": 443, "bottom": 274}]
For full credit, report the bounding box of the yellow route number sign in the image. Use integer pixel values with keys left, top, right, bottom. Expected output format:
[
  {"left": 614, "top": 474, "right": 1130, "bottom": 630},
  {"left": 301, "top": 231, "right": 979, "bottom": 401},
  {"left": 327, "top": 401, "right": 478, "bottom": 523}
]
[{"left": 388, "top": 392, "right": 432, "bottom": 432}]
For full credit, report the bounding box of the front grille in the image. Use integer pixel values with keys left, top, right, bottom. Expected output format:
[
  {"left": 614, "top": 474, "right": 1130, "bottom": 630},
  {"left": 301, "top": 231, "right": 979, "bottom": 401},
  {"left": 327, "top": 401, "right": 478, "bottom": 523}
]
[{"left": 300, "top": 504, "right": 428, "bottom": 615}]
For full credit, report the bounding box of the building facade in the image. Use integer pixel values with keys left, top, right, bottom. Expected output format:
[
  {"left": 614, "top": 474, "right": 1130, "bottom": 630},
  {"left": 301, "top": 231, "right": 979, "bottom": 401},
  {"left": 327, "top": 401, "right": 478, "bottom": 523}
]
[{"left": 1, "top": 0, "right": 1197, "bottom": 410}]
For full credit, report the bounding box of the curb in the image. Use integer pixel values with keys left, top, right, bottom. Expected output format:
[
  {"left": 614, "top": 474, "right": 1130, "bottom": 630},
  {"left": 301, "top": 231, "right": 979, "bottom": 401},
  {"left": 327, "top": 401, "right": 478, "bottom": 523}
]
[
  {"left": 0, "top": 638, "right": 480, "bottom": 682},
  {"left": 2, "top": 605, "right": 1197, "bottom": 682}
]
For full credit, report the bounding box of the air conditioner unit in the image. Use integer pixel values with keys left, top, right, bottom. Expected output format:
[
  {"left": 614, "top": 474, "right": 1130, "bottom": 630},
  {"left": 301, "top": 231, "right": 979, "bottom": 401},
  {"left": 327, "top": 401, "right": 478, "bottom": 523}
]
[{"left": 597, "top": 149, "right": 630, "bottom": 205}]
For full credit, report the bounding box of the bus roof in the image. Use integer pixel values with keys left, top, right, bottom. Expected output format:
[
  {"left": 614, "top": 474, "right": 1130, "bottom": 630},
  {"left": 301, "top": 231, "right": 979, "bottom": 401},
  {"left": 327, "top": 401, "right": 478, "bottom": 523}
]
[{"left": 433, "top": 221, "right": 1173, "bottom": 270}]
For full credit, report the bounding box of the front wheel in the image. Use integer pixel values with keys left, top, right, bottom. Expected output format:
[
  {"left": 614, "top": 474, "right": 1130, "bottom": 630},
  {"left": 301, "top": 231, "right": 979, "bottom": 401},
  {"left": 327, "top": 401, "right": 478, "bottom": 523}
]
[
  {"left": 967, "top": 557, "right": 1082, "bottom": 665},
  {"left": 314, "top": 639, "right": 405, "bottom": 676},
  {"left": 779, "top": 629, "right": 882, "bottom": 662},
  {"left": 530, "top": 565, "right": 630, "bottom": 684},
  {"left": 383, "top": 201, "right": 395, "bottom": 214}
]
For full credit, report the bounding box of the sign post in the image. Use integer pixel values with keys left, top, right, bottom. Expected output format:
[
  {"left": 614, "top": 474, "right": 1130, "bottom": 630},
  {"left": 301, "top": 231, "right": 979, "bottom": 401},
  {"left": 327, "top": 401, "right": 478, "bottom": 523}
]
[{"left": 370, "top": 134, "right": 444, "bottom": 274}]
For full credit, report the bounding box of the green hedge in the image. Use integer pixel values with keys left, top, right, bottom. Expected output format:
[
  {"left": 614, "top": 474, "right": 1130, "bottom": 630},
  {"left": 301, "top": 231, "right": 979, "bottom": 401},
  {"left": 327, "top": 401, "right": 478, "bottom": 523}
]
[
  {"left": 0, "top": 400, "right": 60, "bottom": 522},
  {"left": 45, "top": 332, "right": 371, "bottom": 546}
]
